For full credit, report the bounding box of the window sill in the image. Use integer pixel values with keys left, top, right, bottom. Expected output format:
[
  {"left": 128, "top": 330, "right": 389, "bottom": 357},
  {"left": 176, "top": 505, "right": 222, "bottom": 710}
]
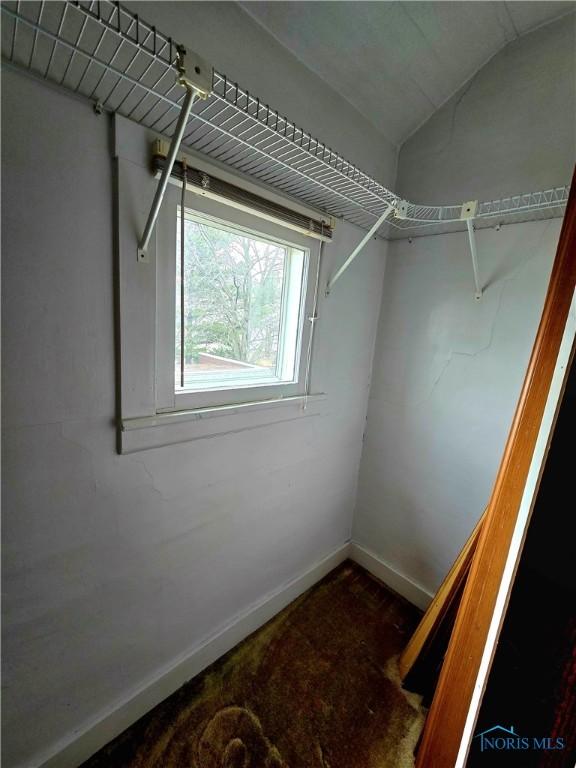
[{"left": 119, "top": 393, "right": 327, "bottom": 454}]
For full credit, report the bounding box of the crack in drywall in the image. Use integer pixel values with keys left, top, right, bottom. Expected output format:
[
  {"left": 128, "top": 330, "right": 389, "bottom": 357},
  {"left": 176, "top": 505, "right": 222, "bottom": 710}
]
[
  {"left": 494, "top": 3, "right": 518, "bottom": 45},
  {"left": 452, "top": 283, "right": 506, "bottom": 359},
  {"left": 58, "top": 422, "right": 100, "bottom": 495},
  {"left": 409, "top": 352, "right": 454, "bottom": 408},
  {"left": 127, "top": 456, "right": 171, "bottom": 500},
  {"left": 372, "top": 219, "right": 556, "bottom": 410},
  {"left": 58, "top": 421, "right": 165, "bottom": 505},
  {"left": 404, "top": 279, "right": 508, "bottom": 408},
  {"left": 432, "top": 70, "right": 480, "bottom": 157},
  {"left": 374, "top": 284, "right": 504, "bottom": 410},
  {"left": 503, "top": 2, "right": 520, "bottom": 39}
]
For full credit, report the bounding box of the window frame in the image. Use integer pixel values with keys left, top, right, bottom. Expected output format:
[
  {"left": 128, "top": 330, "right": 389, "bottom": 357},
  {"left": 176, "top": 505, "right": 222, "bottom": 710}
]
[
  {"left": 156, "top": 181, "right": 320, "bottom": 413},
  {"left": 114, "top": 114, "right": 327, "bottom": 454}
]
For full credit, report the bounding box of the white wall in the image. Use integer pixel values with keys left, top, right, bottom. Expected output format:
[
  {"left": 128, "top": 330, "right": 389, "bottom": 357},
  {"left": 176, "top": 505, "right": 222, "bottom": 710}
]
[
  {"left": 353, "top": 16, "right": 573, "bottom": 596},
  {"left": 1, "top": 45, "right": 389, "bottom": 768},
  {"left": 353, "top": 219, "right": 560, "bottom": 593},
  {"left": 397, "top": 14, "right": 575, "bottom": 205}
]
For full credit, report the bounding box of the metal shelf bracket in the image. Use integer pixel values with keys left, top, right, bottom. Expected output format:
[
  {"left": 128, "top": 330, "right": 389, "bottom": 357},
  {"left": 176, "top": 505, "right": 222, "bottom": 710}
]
[
  {"left": 325, "top": 201, "right": 396, "bottom": 295},
  {"left": 137, "top": 46, "right": 212, "bottom": 263},
  {"left": 466, "top": 220, "right": 483, "bottom": 300},
  {"left": 0, "top": 2, "right": 568, "bottom": 248},
  {"left": 461, "top": 201, "right": 482, "bottom": 299}
]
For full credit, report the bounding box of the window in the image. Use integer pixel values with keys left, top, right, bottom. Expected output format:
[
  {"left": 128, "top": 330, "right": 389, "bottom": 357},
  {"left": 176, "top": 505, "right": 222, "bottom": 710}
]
[
  {"left": 175, "top": 210, "right": 307, "bottom": 394},
  {"left": 155, "top": 183, "right": 321, "bottom": 414},
  {"left": 115, "top": 117, "right": 327, "bottom": 452}
]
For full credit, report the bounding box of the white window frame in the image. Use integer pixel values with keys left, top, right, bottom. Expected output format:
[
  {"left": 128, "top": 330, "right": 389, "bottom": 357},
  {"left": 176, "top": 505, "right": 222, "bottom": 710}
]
[
  {"left": 114, "top": 115, "right": 326, "bottom": 454},
  {"left": 156, "top": 188, "right": 318, "bottom": 412}
]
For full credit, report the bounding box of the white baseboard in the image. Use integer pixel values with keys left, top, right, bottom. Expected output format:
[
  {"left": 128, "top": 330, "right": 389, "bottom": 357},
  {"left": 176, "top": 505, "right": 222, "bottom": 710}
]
[
  {"left": 25, "top": 541, "right": 431, "bottom": 768},
  {"left": 349, "top": 542, "right": 434, "bottom": 611},
  {"left": 28, "top": 542, "right": 351, "bottom": 768}
]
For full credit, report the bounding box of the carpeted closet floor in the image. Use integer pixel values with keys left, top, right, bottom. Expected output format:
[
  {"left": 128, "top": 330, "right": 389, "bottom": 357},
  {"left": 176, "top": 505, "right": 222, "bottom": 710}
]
[{"left": 82, "top": 561, "right": 426, "bottom": 768}]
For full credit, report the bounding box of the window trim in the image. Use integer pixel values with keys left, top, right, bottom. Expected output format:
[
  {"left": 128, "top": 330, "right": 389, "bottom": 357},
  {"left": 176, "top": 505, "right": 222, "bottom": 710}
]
[
  {"left": 120, "top": 391, "right": 327, "bottom": 454},
  {"left": 114, "top": 114, "right": 326, "bottom": 454},
  {"left": 156, "top": 186, "right": 320, "bottom": 413}
]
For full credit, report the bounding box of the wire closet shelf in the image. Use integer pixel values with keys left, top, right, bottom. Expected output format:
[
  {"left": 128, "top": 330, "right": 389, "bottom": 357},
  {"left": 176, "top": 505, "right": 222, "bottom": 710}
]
[{"left": 1, "top": 0, "right": 569, "bottom": 237}]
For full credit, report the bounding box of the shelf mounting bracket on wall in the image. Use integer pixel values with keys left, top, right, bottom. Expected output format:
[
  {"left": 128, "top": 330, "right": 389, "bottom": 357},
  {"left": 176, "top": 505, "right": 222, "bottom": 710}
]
[
  {"left": 461, "top": 201, "right": 482, "bottom": 300},
  {"left": 137, "top": 47, "right": 212, "bottom": 263},
  {"left": 0, "top": 2, "right": 568, "bottom": 244},
  {"left": 325, "top": 201, "right": 396, "bottom": 295}
]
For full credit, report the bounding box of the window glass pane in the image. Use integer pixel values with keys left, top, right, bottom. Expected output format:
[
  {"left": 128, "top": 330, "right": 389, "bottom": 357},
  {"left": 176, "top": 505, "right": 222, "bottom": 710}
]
[{"left": 176, "top": 212, "right": 303, "bottom": 392}]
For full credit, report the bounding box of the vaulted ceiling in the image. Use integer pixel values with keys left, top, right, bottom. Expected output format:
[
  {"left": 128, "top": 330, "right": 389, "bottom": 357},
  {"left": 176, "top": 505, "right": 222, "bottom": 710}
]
[{"left": 240, "top": 1, "right": 574, "bottom": 146}]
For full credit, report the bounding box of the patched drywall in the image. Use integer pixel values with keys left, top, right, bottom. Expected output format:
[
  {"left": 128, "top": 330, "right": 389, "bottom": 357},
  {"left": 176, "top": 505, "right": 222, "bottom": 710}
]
[
  {"left": 397, "top": 14, "right": 575, "bottom": 206},
  {"left": 354, "top": 219, "right": 561, "bottom": 594},
  {"left": 1, "top": 60, "right": 388, "bottom": 768}
]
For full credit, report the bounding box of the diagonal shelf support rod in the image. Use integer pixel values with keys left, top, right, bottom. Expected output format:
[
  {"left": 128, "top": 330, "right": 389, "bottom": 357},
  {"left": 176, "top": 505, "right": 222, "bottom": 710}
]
[
  {"left": 466, "top": 219, "right": 483, "bottom": 300},
  {"left": 325, "top": 201, "right": 395, "bottom": 295},
  {"left": 0, "top": 2, "right": 568, "bottom": 242},
  {"left": 137, "top": 47, "right": 212, "bottom": 262},
  {"left": 137, "top": 82, "right": 197, "bottom": 261}
]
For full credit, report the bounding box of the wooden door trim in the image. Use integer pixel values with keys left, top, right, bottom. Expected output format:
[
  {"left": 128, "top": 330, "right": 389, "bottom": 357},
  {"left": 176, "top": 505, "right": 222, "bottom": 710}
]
[
  {"left": 415, "top": 169, "right": 576, "bottom": 768},
  {"left": 399, "top": 508, "right": 486, "bottom": 681}
]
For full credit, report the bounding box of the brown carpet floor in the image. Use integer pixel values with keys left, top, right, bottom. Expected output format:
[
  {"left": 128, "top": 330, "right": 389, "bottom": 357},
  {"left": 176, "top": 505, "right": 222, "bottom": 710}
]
[{"left": 82, "top": 561, "right": 426, "bottom": 768}]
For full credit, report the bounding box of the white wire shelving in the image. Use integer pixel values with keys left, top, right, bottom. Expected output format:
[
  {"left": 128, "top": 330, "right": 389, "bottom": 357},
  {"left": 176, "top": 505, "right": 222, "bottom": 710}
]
[{"left": 1, "top": 0, "right": 570, "bottom": 239}]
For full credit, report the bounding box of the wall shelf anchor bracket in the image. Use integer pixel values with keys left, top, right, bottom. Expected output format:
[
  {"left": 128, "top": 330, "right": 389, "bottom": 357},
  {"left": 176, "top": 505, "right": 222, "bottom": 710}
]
[
  {"left": 466, "top": 220, "right": 482, "bottom": 300},
  {"left": 461, "top": 201, "right": 482, "bottom": 299},
  {"left": 137, "top": 46, "right": 212, "bottom": 263},
  {"left": 325, "top": 201, "right": 396, "bottom": 295}
]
